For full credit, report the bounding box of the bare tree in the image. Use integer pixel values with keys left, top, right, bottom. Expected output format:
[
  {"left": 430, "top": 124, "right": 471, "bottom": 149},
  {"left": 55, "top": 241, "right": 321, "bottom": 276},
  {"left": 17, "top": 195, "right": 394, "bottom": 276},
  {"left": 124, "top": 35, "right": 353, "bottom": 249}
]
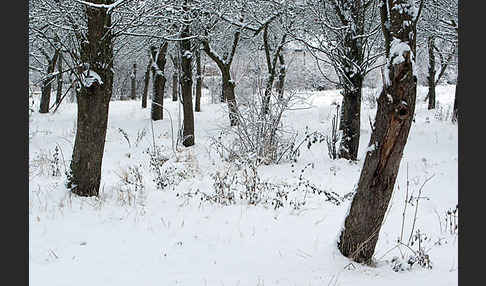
[{"left": 338, "top": 0, "right": 423, "bottom": 263}]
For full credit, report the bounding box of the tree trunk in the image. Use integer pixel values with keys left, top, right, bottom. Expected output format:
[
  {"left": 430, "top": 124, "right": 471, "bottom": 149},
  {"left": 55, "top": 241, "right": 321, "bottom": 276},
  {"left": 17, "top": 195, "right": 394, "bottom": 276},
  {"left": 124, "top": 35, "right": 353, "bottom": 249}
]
[
  {"left": 39, "top": 49, "right": 60, "bottom": 113},
  {"left": 222, "top": 68, "right": 238, "bottom": 126},
  {"left": 338, "top": 82, "right": 362, "bottom": 161},
  {"left": 276, "top": 54, "right": 286, "bottom": 100},
  {"left": 130, "top": 63, "right": 137, "bottom": 100},
  {"left": 180, "top": 21, "right": 195, "bottom": 147},
  {"left": 67, "top": 2, "right": 114, "bottom": 197},
  {"left": 427, "top": 36, "right": 436, "bottom": 110},
  {"left": 172, "top": 72, "right": 178, "bottom": 101},
  {"left": 338, "top": 0, "right": 418, "bottom": 264},
  {"left": 151, "top": 43, "right": 168, "bottom": 121},
  {"left": 195, "top": 46, "right": 202, "bottom": 112},
  {"left": 262, "top": 72, "right": 276, "bottom": 115},
  {"left": 142, "top": 58, "right": 151, "bottom": 108},
  {"left": 55, "top": 53, "right": 63, "bottom": 106},
  {"left": 452, "top": 77, "right": 458, "bottom": 123}
]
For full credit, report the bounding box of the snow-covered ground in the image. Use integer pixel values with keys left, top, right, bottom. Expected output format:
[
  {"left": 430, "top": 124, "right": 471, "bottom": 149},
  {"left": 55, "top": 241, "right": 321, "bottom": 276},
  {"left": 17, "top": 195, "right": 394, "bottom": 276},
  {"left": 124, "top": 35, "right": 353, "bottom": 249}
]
[{"left": 29, "top": 85, "right": 457, "bottom": 286}]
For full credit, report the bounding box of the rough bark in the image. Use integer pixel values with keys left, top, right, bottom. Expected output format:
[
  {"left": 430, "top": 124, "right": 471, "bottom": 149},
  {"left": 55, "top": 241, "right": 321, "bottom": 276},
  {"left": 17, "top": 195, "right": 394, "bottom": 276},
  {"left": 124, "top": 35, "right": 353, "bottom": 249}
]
[
  {"left": 338, "top": 81, "right": 363, "bottom": 161},
  {"left": 142, "top": 57, "right": 152, "bottom": 108},
  {"left": 39, "top": 49, "right": 60, "bottom": 113},
  {"left": 195, "top": 46, "right": 202, "bottom": 112},
  {"left": 180, "top": 18, "right": 195, "bottom": 147},
  {"left": 427, "top": 36, "right": 436, "bottom": 110},
  {"left": 338, "top": 0, "right": 418, "bottom": 264},
  {"left": 67, "top": 1, "right": 114, "bottom": 197},
  {"left": 151, "top": 42, "right": 168, "bottom": 121},
  {"left": 130, "top": 63, "right": 137, "bottom": 100}
]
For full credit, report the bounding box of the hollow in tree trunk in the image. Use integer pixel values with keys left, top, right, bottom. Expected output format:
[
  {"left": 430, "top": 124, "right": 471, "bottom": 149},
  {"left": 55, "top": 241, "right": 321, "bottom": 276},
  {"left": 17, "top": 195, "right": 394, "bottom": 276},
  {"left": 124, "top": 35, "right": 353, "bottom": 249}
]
[
  {"left": 67, "top": 2, "right": 114, "bottom": 197},
  {"left": 338, "top": 0, "right": 418, "bottom": 264}
]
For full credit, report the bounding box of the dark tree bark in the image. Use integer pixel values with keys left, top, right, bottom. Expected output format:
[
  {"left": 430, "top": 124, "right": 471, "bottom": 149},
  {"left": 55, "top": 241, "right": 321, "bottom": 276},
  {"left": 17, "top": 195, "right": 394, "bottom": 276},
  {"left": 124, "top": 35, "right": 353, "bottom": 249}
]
[
  {"left": 202, "top": 29, "right": 240, "bottom": 126},
  {"left": 427, "top": 36, "right": 436, "bottom": 110},
  {"left": 67, "top": 1, "right": 114, "bottom": 197},
  {"left": 170, "top": 55, "right": 179, "bottom": 102},
  {"left": 338, "top": 0, "right": 420, "bottom": 264},
  {"left": 180, "top": 11, "right": 195, "bottom": 147},
  {"left": 262, "top": 25, "right": 287, "bottom": 115},
  {"left": 55, "top": 53, "right": 63, "bottom": 106},
  {"left": 195, "top": 46, "right": 202, "bottom": 112},
  {"left": 276, "top": 53, "right": 286, "bottom": 100},
  {"left": 452, "top": 76, "right": 458, "bottom": 123},
  {"left": 338, "top": 78, "right": 363, "bottom": 161},
  {"left": 150, "top": 42, "right": 168, "bottom": 121},
  {"left": 142, "top": 56, "right": 152, "bottom": 108},
  {"left": 130, "top": 63, "right": 137, "bottom": 100},
  {"left": 39, "top": 49, "right": 60, "bottom": 113}
]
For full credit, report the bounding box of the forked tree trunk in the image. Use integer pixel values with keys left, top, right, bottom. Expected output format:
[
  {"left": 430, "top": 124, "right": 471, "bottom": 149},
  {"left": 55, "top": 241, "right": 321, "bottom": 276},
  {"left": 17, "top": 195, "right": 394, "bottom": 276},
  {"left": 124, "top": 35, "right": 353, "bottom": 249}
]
[
  {"left": 195, "top": 46, "right": 202, "bottom": 112},
  {"left": 338, "top": 0, "right": 418, "bottom": 264},
  {"left": 338, "top": 80, "right": 363, "bottom": 161},
  {"left": 142, "top": 57, "right": 152, "bottom": 108},
  {"left": 151, "top": 43, "right": 168, "bottom": 121},
  {"left": 427, "top": 36, "right": 436, "bottom": 110},
  {"left": 55, "top": 53, "right": 63, "bottom": 106},
  {"left": 180, "top": 16, "right": 195, "bottom": 147},
  {"left": 67, "top": 1, "right": 114, "bottom": 197},
  {"left": 39, "top": 49, "right": 60, "bottom": 113},
  {"left": 130, "top": 63, "right": 137, "bottom": 100}
]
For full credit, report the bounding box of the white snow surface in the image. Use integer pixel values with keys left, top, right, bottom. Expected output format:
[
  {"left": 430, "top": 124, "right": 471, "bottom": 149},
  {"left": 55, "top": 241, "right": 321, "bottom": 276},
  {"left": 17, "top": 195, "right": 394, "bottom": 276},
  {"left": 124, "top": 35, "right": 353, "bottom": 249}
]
[{"left": 29, "top": 85, "right": 457, "bottom": 286}]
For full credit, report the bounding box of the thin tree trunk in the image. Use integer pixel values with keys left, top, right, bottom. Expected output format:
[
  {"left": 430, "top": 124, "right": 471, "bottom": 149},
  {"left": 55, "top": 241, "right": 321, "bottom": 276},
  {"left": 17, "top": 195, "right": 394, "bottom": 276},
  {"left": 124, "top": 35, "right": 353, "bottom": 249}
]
[
  {"left": 338, "top": 82, "right": 363, "bottom": 161},
  {"left": 39, "top": 49, "right": 60, "bottom": 113},
  {"left": 427, "top": 36, "right": 436, "bottom": 110},
  {"left": 452, "top": 77, "right": 458, "bottom": 123},
  {"left": 151, "top": 43, "right": 168, "bottom": 121},
  {"left": 180, "top": 15, "right": 195, "bottom": 147},
  {"left": 276, "top": 54, "right": 286, "bottom": 100},
  {"left": 142, "top": 57, "right": 151, "bottom": 108},
  {"left": 68, "top": 2, "right": 114, "bottom": 197},
  {"left": 130, "top": 63, "right": 137, "bottom": 100},
  {"left": 172, "top": 72, "right": 178, "bottom": 101},
  {"left": 338, "top": 0, "right": 418, "bottom": 264},
  {"left": 222, "top": 68, "right": 238, "bottom": 126},
  {"left": 55, "top": 53, "right": 63, "bottom": 106},
  {"left": 195, "top": 46, "right": 202, "bottom": 112}
]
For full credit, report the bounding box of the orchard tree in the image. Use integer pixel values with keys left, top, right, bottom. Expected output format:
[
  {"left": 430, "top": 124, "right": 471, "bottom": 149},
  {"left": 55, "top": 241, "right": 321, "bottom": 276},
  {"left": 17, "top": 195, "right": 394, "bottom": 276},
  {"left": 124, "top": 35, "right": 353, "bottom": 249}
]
[
  {"left": 290, "top": 0, "right": 383, "bottom": 161},
  {"left": 338, "top": 0, "right": 424, "bottom": 263}
]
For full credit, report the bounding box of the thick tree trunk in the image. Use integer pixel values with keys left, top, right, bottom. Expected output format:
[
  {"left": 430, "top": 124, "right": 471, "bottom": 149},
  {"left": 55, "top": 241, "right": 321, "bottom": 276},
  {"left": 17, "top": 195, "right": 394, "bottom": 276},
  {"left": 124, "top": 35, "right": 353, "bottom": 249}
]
[
  {"left": 68, "top": 2, "right": 114, "bottom": 197},
  {"left": 142, "top": 58, "right": 151, "bottom": 108},
  {"left": 338, "top": 0, "right": 418, "bottom": 264},
  {"left": 39, "top": 49, "right": 60, "bottom": 113},
  {"left": 151, "top": 43, "right": 168, "bottom": 121},
  {"left": 222, "top": 68, "right": 238, "bottom": 126},
  {"left": 130, "top": 63, "right": 137, "bottom": 100},
  {"left": 262, "top": 73, "right": 276, "bottom": 115},
  {"left": 338, "top": 83, "right": 362, "bottom": 161},
  {"left": 195, "top": 47, "right": 202, "bottom": 112},
  {"left": 55, "top": 54, "right": 63, "bottom": 106},
  {"left": 427, "top": 36, "right": 436, "bottom": 110},
  {"left": 180, "top": 23, "right": 195, "bottom": 147}
]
